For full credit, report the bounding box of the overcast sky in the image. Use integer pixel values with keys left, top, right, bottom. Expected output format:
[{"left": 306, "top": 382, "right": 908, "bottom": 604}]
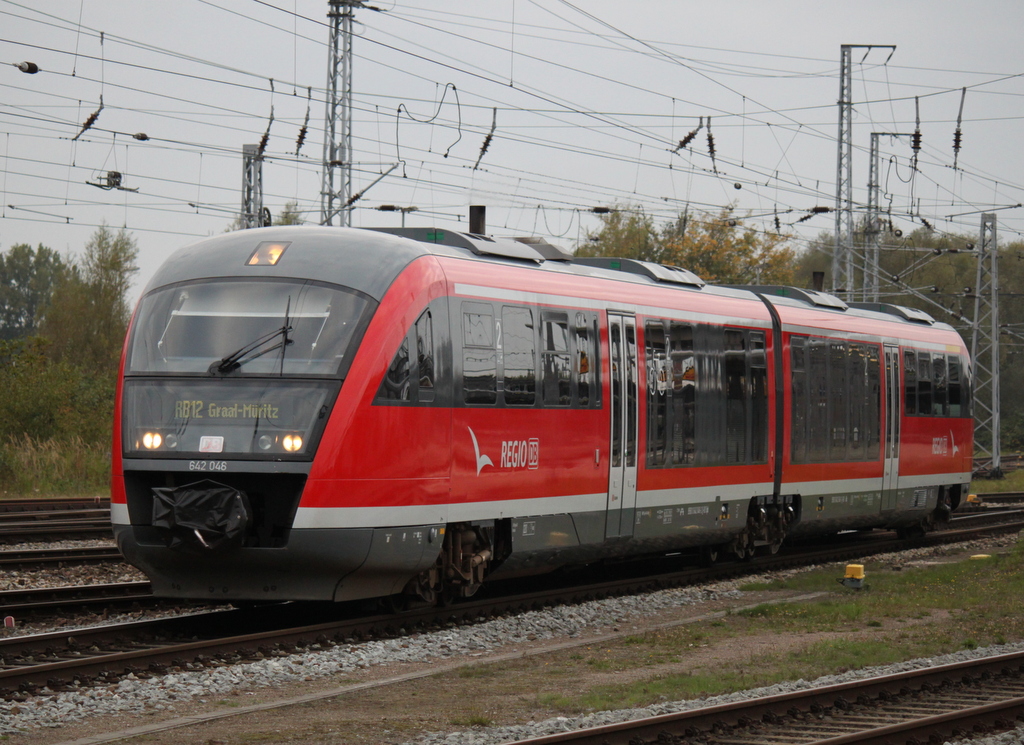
[{"left": 2, "top": 0, "right": 1023, "bottom": 298}]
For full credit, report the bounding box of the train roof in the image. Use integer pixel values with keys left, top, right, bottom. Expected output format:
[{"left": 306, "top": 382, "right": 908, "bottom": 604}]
[{"left": 144, "top": 225, "right": 957, "bottom": 336}]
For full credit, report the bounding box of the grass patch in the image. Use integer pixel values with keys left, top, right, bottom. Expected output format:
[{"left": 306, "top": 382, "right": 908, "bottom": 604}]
[
  {"left": 970, "top": 470, "right": 1024, "bottom": 493},
  {"left": 457, "top": 666, "right": 498, "bottom": 679},
  {"left": 530, "top": 541, "right": 1024, "bottom": 715},
  {"left": 449, "top": 713, "right": 492, "bottom": 727},
  {"left": 0, "top": 435, "right": 109, "bottom": 497}
]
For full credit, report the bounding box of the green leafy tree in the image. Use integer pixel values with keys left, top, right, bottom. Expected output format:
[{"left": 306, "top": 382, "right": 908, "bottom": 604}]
[
  {"left": 577, "top": 204, "right": 797, "bottom": 285},
  {"left": 39, "top": 224, "right": 139, "bottom": 373},
  {"left": 575, "top": 208, "right": 663, "bottom": 262},
  {"left": 0, "top": 243, "right": 66, "bottom": 340},
  {"left": 0, "top": 338, "right": 110, "bottom": 443},
  {"left": 658, "top": 207, "right": 796, "bottom": 285},
  {"left": 276, "top": 200, "right": 304, "bottom": 225}
]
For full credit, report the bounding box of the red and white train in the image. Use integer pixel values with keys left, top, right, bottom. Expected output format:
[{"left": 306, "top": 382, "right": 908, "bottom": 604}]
[{"left": 111, "top": 225, "right": 973, "bottom": 604}]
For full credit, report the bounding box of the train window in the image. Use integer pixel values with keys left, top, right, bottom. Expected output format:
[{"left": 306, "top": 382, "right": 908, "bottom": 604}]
[
  {"left": 610, "top": 322, "right": 622, "bottom": 468},
  {"left": 463, "top": 302, "right": 497, "bottom": 405},
  {"left": 502, "top": 305, "right": 536, "bottom": 406},
  {"left": 575, "top": 313, "right": 598, "bottom": 407},
  {"left": 750, "top": 332, "right": 768, "bottom": 463},
  {"left": 669, "top": 323, "right": 696, "bottom": 465},
  {"left": 865, "top": 344, "right": 881, "bottom": 455},
  {"left": 948, "top": 356, "right": 962, "bottom": 417},
  {"left": 901, "top": 349, "right": 961, "bottom": 419},
  {"left": 903, "top": 350, "right": 917, "bottom": 416},
  {"left": 790, "top": 336, "right": 809, "bottom": 463},
  {"left": 645, "top": 321, "right": 668, "bottom": 467},
  {"left": 932, "top": 355, "right": 947, "bottom": 416},
  {"left": 644, "top": 320, "right": 697, "bottom": 468},
  {"left": 916, "top": 352, "right": 932, "bottom": 416},
  {"left": 961, "top": 356, "right": 973, "bottom": 418},
  {"left": 625, "top": 321, "right": 638, "bottom": 468},
  {"left": 828, "top": 342, "right": 848, "bottom": 460},
  {"left": 790, "top": 337, "right": 881, "bottom": 463},
  {"left": 541, "top": 311, "right": 572, "bottom": 406},
  {"left": 724, "top": 329, "right": 747, "bottom": 463},
  {"left": 807, "top": 338, "right": 828, "bottom": 463},
  {"left": 380, "top": 335, "right": 411, "bottom": 401},
  {"left": 847, "top": 344, "right": 868, "bottom": 459},
  {"left": 415, "top": 310, "right": 435, "bottom": 403},
  {"left": 377, "top": 307, "right": 438, "bottom": 405}
]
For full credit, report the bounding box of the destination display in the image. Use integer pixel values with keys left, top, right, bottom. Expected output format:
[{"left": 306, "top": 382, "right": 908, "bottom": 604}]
[{"left": 122, "top": 379, "right": 338, "bottom": 458}]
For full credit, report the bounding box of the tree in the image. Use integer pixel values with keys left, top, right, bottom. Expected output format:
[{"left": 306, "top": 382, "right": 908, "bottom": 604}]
[
  {"left": 39, "top": 224, "right": 139, "bottom": 372},
  {"left": 659, "top": 207, "right": 796, "bottom": 285},
  {"left": 276, "top": 200, "right": 304, "bottom": 225},
  {"left": 0, "top": 243, "right": 65, "bottom": 340},
  {"left": 575, "top": 208, "right": 663, "bottom": 262},
  {"left": 0, "top": 337, "right": 110, "bottom": 443},
  {"left": 576, "top": 204, "right": 797, "bottom": 285}
]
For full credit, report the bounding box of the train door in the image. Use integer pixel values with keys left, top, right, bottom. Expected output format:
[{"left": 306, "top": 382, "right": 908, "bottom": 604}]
[
  {"left": 882, "top": 344, "right": 901, "bottom": 510},
  {"left": 606, "top": 313, "right": 638, "bottom": 538}
]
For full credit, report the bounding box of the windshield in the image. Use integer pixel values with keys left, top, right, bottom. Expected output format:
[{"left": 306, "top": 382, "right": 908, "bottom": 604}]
[{"left": 128, "top": 279, "right": 373, "bottom": 376}]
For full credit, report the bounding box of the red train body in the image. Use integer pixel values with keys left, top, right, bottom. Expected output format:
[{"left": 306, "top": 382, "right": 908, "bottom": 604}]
[{"left": 111, "top": 226, "right": 973, "bottom": 604}]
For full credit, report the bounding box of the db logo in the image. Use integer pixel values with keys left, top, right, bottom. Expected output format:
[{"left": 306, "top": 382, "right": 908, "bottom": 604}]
[{"left": 501, "top": 438, "right": 540, "bottom": 470}]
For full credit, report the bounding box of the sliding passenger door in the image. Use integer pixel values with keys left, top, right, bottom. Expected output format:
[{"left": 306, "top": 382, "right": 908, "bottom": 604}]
[
  {"left": 882, "top": 344, "right": 901, "bottom": 509},
  {"left": 606, "top": 313, "right": 639, "bottom": 538}
]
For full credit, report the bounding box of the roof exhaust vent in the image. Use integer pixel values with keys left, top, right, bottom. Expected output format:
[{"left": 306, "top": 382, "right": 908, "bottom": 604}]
[{"left": 469, "top": 205, "right": 486, "bottom": 235}]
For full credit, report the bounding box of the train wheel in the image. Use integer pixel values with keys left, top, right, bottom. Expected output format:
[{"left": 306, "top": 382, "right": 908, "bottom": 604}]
[
  {"left": 698, "top": 545, "right": 720, "bottom": 567},
  {"left": 436, "top": 584, "right": 458, "bottom": 608},
  {"left": 897, "top": 525, "right": 926, "bottom": 540},
  {"left": 731, "top": 536, "right": 753, "bottom": 561},
  {"left": 381, "top": 594, "right": 410, "bottom": 614}
]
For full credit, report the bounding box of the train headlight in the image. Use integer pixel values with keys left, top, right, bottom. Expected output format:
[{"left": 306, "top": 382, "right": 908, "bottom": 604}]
[
  {"left": 282, "top": 434, "right": 303, "bottom": 452},
  {"left": 142, "top": 432, "right": 163, "bottom": 449},
  {"left": 258, "top": 435, "right": 273, "bottom": 451},
  {"left": 164, "top": 434, "right": 178, "bottom": 449}
]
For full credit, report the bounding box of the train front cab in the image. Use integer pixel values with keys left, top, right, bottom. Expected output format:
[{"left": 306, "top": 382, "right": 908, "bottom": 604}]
[{"left": 111, "top": 229, "right": 455, "bottom": 604}]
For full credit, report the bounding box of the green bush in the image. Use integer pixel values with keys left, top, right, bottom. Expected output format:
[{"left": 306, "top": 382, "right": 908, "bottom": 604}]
[{"left": 0, "top": 338, "right": 114, "bottom": 496}]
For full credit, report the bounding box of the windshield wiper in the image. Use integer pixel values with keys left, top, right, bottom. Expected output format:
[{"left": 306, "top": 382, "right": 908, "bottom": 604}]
[{"left": 209, "top": 299, "right": 293, "bottom": 375}]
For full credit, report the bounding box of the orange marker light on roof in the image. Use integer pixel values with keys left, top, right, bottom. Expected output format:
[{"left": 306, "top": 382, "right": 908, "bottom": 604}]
[{"left": 246, "top": 241, "right": 290, "bottom": 266}]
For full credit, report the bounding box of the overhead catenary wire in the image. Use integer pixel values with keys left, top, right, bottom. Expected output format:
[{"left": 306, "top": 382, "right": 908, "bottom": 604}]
[{"left": 1, "top": 0, "right": 1022, "bottom": 263}]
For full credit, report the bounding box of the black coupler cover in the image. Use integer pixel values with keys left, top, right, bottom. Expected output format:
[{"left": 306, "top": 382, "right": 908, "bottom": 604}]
[{"left": 151, "top": 479, "right": 251, "bottom": 551}]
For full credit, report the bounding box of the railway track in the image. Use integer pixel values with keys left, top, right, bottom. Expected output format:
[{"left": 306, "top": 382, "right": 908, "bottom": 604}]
[
  {"left": 0, "top": 497, "right": 110, "bottom": 514},
  {"left": 0, "top": 581, "right": 155, "bottom": 617},
  {"left": 0, "top": 497, "right": 113, "bottom": 544},
  {"left": 0, "top": 545, "right": 121, "bottom": 568},
  {"left": 504, "top": 650, "right": 1024, "bottom": 745},
  {"left": 975, "top": 491, "right": 1024, "bottom": 504},
  {"left": 974, "top": 453, "right": 1024, "bottom": 477},
  {"left": 1, "top": 517, "right": 1021, "bottom": 702}
]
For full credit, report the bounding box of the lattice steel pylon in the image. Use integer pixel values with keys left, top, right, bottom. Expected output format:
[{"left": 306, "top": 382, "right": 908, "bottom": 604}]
[
  {"left": 864, "top": 132, "right": 881, "bottom": 302},
  {"left": 833, "top": 44, "right": 895, "bottom": 299},
  {"left": 241, "top": 143, "right": 265, "bottom": 229},
  {"left": 971, "top": 213, "right": 1001, "bottom": 476},
  {"left": 833, "top": 45, "right": 855, "bottom": 297},
  {"left": 321, "top": 0, "right": 365, "bottom": 227}
]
